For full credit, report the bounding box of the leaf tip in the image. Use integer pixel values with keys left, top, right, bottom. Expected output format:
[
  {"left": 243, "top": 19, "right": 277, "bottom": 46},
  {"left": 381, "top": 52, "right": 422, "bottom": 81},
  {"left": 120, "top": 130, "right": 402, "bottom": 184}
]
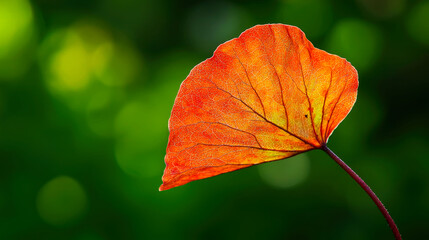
[
  {"left": 159, "top": 180, "right": 177, "bottom": 191},
  {"left": 159, "top": 180, "right": 172, "bottom": 191},
  {"left": 159, "top": 184, "right": 167, "bottom": 191}
]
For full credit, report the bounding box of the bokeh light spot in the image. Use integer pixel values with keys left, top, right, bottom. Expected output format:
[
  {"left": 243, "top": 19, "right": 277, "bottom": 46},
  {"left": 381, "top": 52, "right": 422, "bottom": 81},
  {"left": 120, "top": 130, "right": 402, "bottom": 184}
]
[
  {"left": 0, "top": 0, "right": 35, "bottom": 79},
  {"left": 407, "top": 1, "right": 429, "bottom": 47},
  {"left": 115, "top": 137, "right": 163, "bottom": 178},
  {"left": 115, "top": 100, "right": 165, "bottom": 178},
  {"left": 86, "top": 89, "right": 123, "bottom": 137},
  {"left": 0, "top": 0, "right": 34, "bottom": 58},
  {"left": 258, "top": 154, "right": 310, "bottom": 189},
  {"left": 36, "top": 176, "right": 88, "bottom": 226},
  {"left": 50, "top": 33, "right": 92, "bottom": 91},
  {"left": 41, "top": 20, "right": 143, "bottom": 95},
  {"left": 327, "top": 19, "right": 382, "bottom": 72},
  {"left": 91, "top": 42, "right": 114, "bottom": 75},
  {"left": 44, "top": 23, "right": 114, "bottom": 93},
  {"left": 95, "top": 42, "right": 143, "bottom": 87}
]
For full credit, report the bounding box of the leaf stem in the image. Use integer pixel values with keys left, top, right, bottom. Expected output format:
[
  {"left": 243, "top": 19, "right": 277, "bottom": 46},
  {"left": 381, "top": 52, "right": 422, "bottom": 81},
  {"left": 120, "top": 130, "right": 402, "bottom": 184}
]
[{"left": 321, "top": 144, "right": 401, "bottom": 240}]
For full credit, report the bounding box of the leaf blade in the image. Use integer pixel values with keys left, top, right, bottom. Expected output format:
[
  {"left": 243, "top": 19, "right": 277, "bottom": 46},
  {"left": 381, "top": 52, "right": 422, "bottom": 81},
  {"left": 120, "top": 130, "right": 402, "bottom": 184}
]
[{"left": 160, "top": 24, "right": 358, "bottom": 191}]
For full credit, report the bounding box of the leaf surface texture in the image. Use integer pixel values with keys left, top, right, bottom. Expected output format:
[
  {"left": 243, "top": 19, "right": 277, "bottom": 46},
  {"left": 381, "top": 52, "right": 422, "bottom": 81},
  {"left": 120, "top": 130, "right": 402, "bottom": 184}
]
[{"left": 160, "top": 24, "right": 358, "bottom": 191}]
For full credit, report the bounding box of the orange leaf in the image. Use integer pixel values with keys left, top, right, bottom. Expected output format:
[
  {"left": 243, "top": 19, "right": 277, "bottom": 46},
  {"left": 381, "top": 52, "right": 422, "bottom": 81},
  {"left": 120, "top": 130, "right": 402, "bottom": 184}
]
[{"left": 160, "top": 24, "right": 358, "bottom": 191}]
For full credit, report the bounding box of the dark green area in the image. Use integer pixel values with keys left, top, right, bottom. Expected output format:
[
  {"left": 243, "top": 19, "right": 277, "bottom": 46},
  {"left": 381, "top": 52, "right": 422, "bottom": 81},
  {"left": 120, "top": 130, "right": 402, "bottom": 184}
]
[{"left": 1, "top": 0, "right": 428, "bottom": 239}]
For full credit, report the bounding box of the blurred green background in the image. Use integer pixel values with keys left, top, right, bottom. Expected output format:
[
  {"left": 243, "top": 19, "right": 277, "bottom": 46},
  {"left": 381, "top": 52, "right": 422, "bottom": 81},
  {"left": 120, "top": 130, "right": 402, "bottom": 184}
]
[{"left": 1, "top": 0, "right": 428, "bottom": 239}]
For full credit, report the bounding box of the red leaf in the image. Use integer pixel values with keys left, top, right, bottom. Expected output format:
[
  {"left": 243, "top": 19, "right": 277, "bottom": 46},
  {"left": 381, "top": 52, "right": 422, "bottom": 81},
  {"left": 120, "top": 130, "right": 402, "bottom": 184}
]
[{"left": 160, "top": 24, "right": 358, "bottom": 191}]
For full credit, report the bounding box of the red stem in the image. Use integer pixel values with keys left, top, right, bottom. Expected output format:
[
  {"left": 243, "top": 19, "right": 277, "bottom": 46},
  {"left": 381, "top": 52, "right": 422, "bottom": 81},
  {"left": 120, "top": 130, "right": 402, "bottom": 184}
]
[{"left": 321, "top": 144, "right": 401, "bottom": 240}]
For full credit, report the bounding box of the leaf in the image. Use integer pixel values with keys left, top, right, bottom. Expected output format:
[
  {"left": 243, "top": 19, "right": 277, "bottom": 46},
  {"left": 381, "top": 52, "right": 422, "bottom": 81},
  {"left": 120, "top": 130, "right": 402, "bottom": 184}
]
[{"left": 160, "top": 24, "right": 358, "bottom": 191}]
